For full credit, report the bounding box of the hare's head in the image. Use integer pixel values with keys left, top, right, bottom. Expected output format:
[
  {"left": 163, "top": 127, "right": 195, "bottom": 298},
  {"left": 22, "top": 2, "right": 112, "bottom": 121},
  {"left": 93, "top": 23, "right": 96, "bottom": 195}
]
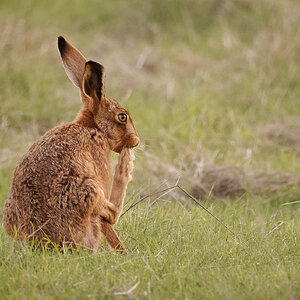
[{"left": 58, "top": 36, "right": 139, "bottom": 153}]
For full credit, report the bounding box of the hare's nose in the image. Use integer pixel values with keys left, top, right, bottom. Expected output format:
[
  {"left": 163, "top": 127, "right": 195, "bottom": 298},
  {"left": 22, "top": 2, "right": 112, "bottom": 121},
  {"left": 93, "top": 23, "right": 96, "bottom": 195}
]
[
  {"left": 132, "top": 136, "right": 140, "bottom": 147},
  {"left": 129, "top": 134, "right": 139, "bottom": 148}
]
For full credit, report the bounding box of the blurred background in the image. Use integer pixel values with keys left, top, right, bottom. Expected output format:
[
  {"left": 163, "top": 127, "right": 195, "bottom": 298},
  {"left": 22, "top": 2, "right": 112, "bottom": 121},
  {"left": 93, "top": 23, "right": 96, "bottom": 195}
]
[{"left": 0, "top": 0, "right": 299, "bottom": 205}]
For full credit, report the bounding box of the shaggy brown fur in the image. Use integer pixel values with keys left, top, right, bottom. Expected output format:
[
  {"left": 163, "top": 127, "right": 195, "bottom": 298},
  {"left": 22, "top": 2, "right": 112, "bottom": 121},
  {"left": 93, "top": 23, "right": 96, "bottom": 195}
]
[{"left": 3, "top": 36, "right": 139, "bottom": 253}]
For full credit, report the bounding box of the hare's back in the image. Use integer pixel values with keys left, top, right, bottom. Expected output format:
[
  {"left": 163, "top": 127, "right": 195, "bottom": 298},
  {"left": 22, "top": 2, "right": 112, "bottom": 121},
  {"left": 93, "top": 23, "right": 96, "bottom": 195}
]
[
  {"left": 3, "top": 123, "right": 91, "bottom": 236},
  {"left": 17, "top": 123, "right": 85, "bottom": 179},
  {"left": 7, "top": 124, "right": 91, "bottom": 214}
]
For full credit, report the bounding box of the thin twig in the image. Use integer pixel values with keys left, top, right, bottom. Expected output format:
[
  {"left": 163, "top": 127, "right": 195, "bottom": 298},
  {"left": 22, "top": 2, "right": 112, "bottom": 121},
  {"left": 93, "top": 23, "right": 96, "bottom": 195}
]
[
  {"left": 149, "top": 188, "right": 175, "bottom": 207},
  {"left": 121, "top": 183, "right": 241, "bottom": 242},
  {"left": 122, "top": 180, "right": 169, "bottom": 214},
  {"left": 176, "top": 185, "right": 241, "bottom": 241},
  {"left": 120, "top": 185, "right": 178, "bottom": 218},
  {"left": 148, "top": 177, "right": 181, "bottom": 207}
]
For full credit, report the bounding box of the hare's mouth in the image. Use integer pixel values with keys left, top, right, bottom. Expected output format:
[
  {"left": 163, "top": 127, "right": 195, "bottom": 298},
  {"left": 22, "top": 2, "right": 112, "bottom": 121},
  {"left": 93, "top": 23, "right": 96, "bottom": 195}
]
[
  {"left": 114, "top": 146, "right": 123, "bottom": 153},
  {"left": 113, "top": 135, "right": 139, "bottom": 153}
]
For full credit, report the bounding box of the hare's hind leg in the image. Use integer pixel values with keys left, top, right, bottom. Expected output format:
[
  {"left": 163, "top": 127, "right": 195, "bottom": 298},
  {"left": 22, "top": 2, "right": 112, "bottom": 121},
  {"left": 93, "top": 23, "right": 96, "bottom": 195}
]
[{"left": 101, "top": 221, "right": 127, "bottom": 254}]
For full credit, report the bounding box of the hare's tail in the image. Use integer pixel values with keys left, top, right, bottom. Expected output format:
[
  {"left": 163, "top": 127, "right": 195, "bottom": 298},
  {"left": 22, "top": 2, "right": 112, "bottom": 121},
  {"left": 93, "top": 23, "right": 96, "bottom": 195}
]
[{"left": 101, "top": 221, "right": 127, "bottom": 255}]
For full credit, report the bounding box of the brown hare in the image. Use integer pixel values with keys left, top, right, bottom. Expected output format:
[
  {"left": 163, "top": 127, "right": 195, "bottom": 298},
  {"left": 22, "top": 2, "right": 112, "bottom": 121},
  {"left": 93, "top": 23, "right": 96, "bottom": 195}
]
[{"left": 3, "top": 36, "right": 139, "bottom": 254}]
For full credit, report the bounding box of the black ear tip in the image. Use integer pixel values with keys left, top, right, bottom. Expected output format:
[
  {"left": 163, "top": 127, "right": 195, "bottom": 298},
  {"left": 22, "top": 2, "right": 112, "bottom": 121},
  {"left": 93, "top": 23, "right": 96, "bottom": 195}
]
[
  {"left": 85, "top": 60, "right": 104, "bottom": 72},
  {"left": 85, "top": 60, "right": 96, "bottom": 67},
  {"left": 58, "top": 36, "right": 66, "bottom": 55}
]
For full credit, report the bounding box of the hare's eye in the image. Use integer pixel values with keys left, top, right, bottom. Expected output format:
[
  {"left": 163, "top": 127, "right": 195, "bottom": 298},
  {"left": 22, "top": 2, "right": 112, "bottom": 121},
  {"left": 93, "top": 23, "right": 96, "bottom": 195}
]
[{"left": 118, "top": 113, "right": 127, "bottom": 123}]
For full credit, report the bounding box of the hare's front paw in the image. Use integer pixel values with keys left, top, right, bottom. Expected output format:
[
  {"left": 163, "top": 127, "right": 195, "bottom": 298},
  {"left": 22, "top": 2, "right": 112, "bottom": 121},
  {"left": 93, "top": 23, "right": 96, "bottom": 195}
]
[
  {"left": 119, "top": 147, "right": 134, "bottom": 164},
  {"left": 117, "top": 148, "right": 134, "bottom": 181}
]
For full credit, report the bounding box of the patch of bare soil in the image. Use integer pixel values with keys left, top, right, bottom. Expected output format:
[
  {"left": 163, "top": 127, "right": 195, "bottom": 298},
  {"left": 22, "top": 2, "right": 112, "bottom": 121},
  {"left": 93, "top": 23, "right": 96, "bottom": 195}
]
[
  {"left": 141, "top": 153, "right": 299, "bottom": 201},
  {"left": 261, "top": 117, "right": 300, "bottom": 152}
]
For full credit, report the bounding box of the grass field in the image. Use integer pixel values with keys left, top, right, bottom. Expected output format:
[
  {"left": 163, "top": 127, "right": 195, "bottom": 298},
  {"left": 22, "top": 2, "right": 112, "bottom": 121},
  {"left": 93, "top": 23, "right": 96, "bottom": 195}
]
[{"left": 0, "top": 0, "right": 299, "bottom": 299}]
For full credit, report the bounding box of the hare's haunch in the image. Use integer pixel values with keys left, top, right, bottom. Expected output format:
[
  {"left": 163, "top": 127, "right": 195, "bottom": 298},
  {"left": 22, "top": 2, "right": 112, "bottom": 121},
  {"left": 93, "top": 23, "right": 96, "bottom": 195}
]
[{"left": 3, "top": 37, "right": 139, "bottom": 253}]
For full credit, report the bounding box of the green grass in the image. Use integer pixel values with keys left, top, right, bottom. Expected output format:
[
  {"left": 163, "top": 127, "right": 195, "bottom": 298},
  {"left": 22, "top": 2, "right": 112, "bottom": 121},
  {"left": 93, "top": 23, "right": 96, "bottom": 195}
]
[
  {"left": 0, "top": 0, "right": 300, "bottom": 299},
  {"left": 1, "top": 200, "right": 299, "bottom": 299}
]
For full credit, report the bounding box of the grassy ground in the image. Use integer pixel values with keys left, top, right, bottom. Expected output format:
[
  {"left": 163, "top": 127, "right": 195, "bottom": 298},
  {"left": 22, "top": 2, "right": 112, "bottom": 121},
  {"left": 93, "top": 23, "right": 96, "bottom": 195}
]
[
  {"left": 0, "top": 0, "right": 299, "bottom": 299},
  {"left": 1, "top": 201, "right": 299, "bottom": 299}
]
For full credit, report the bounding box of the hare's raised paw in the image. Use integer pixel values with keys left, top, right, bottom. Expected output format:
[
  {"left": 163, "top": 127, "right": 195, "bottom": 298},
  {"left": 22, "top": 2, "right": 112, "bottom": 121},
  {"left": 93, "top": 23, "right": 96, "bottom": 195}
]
[
  {"left": 119, "top": 147, "right": 134, "bottom": 163},
  {"left": 116, "top": 148, "right": 134, "bottom": 180}
]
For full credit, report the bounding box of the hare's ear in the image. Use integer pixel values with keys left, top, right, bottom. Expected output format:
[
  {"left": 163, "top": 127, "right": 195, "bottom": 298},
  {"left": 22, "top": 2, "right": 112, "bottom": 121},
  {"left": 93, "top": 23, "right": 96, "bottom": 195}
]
[
  {"left": 83, "top": 61, "right": 105, "bottom": 102},
  {"left": 58, "top": 36, "right": 86, "bottom": 88}
]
